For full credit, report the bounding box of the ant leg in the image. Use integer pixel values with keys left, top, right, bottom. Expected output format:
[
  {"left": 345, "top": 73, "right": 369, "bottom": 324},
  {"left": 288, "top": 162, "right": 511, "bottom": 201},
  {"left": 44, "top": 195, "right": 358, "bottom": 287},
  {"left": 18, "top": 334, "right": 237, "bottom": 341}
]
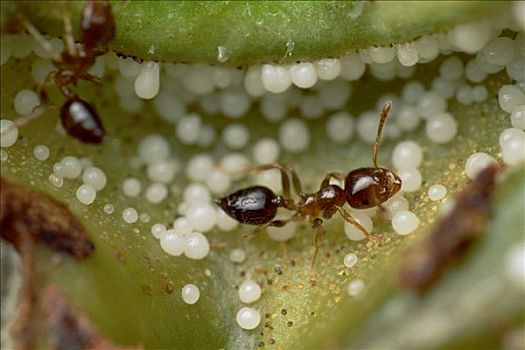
[
  {"left": 244, "top": 219, "right": 288, "bottom": 240},
  {"left": 320, "top": 172, "right": 346, "bottom": 189},
  {"left": 336, "top": 207, "right": 370, "bottom": 236},
  {"left": 225, "top": 163, "right": 295, "bottom": 205},
  {"left": 288, "top": 165, "right": 303, "bottom": 196},
  {"left": 1, "top": 105, "right": 48, "bottom": 137},
  {"left": 19, "top": 17, "right": 62, "bottom": 63},
  {"left": 80, "top": 73, "right": 103, "bottom": 84},
  {"left": 62, "top": 12, "right": 77, "bottom": 56},
  {"left": 310, "top": 218, "right": 324, "bottom": 284}
]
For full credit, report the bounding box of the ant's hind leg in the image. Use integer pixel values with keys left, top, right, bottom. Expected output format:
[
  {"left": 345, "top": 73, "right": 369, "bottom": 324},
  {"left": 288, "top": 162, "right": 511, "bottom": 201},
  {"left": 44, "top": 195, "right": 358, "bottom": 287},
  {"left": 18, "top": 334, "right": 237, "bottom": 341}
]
[
  {"left": 19, "top": 17, "right": 62, "bottom": 63},
  {"left": 310, "top": 218, "right": 324, "bottom": 285},
  {"left": 224, "top": 163, "right": 295, "bottom": 206}
]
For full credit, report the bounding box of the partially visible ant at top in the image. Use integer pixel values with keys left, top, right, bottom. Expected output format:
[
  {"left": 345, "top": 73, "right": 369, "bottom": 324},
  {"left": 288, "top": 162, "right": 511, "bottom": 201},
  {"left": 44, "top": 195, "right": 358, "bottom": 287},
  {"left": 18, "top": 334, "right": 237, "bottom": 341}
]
[
  {"left": 6, "top": 0, "right": 116, "bottom": 144},
  {"left": 216, "top": 100, "right": 402, "bottom": 284}
]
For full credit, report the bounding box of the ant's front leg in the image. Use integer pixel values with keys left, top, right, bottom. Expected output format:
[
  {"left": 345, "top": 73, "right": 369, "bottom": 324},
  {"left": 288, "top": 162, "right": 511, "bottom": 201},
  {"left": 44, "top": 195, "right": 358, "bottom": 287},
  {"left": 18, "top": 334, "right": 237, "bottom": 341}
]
[
  {"left": 62, "top": 11, "right": 77, "bottom": 56},
  {"left": 19, "top": 17, "right": 62, "bottom": 63},
  {"left": 337, "top": 207, "right": 381, "bottom": 242}
]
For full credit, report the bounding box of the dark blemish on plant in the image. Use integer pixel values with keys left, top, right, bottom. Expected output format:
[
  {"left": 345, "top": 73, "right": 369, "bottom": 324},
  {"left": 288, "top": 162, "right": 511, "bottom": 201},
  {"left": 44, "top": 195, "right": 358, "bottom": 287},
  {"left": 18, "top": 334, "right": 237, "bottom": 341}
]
[
  {"left": 258, "top": 341, "right": 265, "bottom": 347},
  {"left": 281, "top": 309, "right": 287, "bottom": 315},
  {"left": 397, "top": 163, "right": 501, "bottom": 292},
  {"left": 274, "top": 264, "right": 283, "bottom": 275},
  {"left": 0, "top": 178, "right": 94, "bottom": 259},
  {"left": 43, "top": 285, "right": 144, "bottom": 350},
  {"left": 269, "top": 338, "right": 276, "bottom": 345},
  {"left": 287, "top": 321, "right": 293, "bottom": 327}
]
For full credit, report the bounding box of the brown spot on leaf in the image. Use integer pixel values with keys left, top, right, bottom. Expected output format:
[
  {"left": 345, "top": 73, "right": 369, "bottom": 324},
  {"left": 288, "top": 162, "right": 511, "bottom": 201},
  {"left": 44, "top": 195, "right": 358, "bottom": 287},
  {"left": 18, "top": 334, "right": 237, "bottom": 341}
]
[
  {"left": 43, "top": 285, "right": 143, "bottom": 350},
  {"left": 397, "top": 164, "right": 501, "bottom": 292},
  {"left": 0, "top": 178, "right": 94, "bottom": 259}
]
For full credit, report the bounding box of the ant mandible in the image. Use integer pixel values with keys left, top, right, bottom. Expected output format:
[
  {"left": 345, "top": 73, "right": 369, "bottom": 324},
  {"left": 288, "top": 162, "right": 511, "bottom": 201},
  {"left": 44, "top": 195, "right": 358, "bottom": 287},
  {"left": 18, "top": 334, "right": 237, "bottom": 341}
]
[
  {"left": 216, "top": 101, "right": 402, "bottom": 284},
  {"left": 11, "top": 0, "right": 115, "bottom": 144}
]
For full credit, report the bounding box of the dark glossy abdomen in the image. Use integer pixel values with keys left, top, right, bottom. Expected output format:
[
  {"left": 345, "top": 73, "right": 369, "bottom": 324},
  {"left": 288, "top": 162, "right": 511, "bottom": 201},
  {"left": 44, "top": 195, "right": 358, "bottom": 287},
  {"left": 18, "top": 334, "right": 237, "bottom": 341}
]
[
  {"left": 215, "top": 186, "right": 279, "bottom": 225},
  {"left": 60, "top": 98, "right": 106, "bottom": 144}
]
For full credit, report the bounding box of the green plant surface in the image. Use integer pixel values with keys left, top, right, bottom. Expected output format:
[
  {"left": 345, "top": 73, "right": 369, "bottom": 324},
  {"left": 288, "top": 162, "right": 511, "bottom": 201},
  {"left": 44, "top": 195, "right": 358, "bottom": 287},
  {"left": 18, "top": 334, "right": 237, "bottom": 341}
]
[
  {"left": 3, "top": 1, "right": 507, "bottom": 65},
  {"left": 1, "top": 52, "right": 523, "bottom": 348},
  {"left": 1, "top": 1, "right": 523, "bottom": 349}
]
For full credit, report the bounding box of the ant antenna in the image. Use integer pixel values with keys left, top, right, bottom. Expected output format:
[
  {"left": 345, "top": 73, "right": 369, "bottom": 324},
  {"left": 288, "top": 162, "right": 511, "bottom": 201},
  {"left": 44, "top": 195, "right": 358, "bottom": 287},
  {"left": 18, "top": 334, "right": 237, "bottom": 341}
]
[{"left": 372, "top": 100, "right": 392, "bottom": 168}]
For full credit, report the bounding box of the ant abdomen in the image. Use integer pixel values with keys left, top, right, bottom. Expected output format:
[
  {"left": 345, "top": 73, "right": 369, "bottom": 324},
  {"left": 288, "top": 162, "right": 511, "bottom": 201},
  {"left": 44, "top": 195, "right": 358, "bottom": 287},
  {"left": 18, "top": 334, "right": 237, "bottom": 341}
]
[
  {"left": 345, "top": 167, "right": 401, "bottom": 209},
  {"left": 80, "top": 0, "right": 115, "bottom": 50},
  {"left": 60, "top": 98, "right": 105, "bottom": 144},
  {"left": 215, "top": 186, "right": 282, "bottom": 225}
]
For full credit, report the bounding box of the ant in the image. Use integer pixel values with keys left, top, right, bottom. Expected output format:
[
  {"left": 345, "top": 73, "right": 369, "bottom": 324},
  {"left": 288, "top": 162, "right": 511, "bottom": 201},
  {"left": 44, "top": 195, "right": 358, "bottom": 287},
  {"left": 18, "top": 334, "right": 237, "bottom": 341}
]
[
  {"left": 7, "top": 0, "right": 115, "bottom": 144},
  {"left": 216, "top": 101, "right": 402, "bottom": 283}
]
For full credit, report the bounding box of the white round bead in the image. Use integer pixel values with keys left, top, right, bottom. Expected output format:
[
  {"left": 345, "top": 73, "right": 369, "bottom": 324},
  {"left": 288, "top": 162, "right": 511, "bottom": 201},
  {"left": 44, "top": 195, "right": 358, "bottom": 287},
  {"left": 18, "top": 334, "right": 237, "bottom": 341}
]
[
  {"left": 439, "top": 56, "right": 464, "bottom": 81},
  {"left": 122, "top": 178, "right": 141, "bottom": 197},
  {"left": 134, "top": 61, "right": 160, "bottom": 99},
  {"left": 392, "top": 140, "right": 423, "bottom": 170},
  {"left": 0, "top": 120, "right": 18, "bottom": 148},
  {"left": 397, "top": 42, "right": 418, "bottom": 67},
  {"left": 499, "top": 85, "right": 525, "bottom": 113},
  {"left": 122, "top": 207, "right": 138, "bottom": 224},
  {"left": 279, "top": 119, "right": 310, "bottom": 153},
  {"left": 326, "top": 111, "right": 354, "bottom": 144},
  {"left": 315, "top": 58, "right": 341, "bottom": 80},
  {"left": 392, "top": 210, "right": 420, "bottom": 235},
  {"left": 186, "top": 204, "right": 217, "bottom": 232},
  {"left": 252, "top": 138, "right": 280, "bottom": 164},
  {"left": 261, "top": 64, "right": 291, "bottom": 93},
  {"left": 146, "top": 159, "right": 179, "bottom": 184},
  {"left": 425, "top": 112, "right": 457, "bottom": 143},
  {"left": 216, "top": 208, "right": 239, "bottom": 232},
  {"left": 340, "top": 53, "right": 366, "bottom": 80},
  {"left": 447, "top": 20, "right": 491, "bottom": 54},
  {"left": 13, "top": 89, "right": 39, "bottom": 115},
  {"left": 511, "top": 105, "right": 525, "bottom": 130},
  {"left": 61, "top": 156, "right": 83, "bottom": 179},
  {"left": 181, "top": 284, "right": 200, "bottom": 304},
  {"left": 82, "top": 167, "right": 107, "bottom": 191},
  {"left": 176, "top": 114, "right": 202, "bottom": 145},
  {"left": 173, "top": 217, "right": 194, "bottom": 235},
  {"left": 219, "top": 88, "right": 250, "bottom": 118},
  {"left": 482, "top": 37, "right": 515, "bottom": 66},
  {"left": 347, "top": 279, "right": 365, "bottom": 297},
  {"left": 183, "top": 183, "right": 212, "bottom": 204},
  {"left": 206, "top": 169, "right": 231, "bottom": 194},
  {"left": 397, "top": 106, "right": 420, "bottom": 132},
  {"left": 151, "top": 223, "right": 167, "bottom": 239},
  {"left": 428, "top": 184, "right": 447, "bottom": 201},
  {"left": 289, "top": 62, "right": 317, "bottom": 88},
  {"left": 399, "top": 168, "right": 422, "bottom": 192},
  {"left": 368, "top": 46, "right": 395, "bottom": 64},
  {"left": 184, "top": 232, "right": 210, "bottom": 260},
  {"left": 383, "top": 194, "right": 409, "bottom": 220},
  {"left": 186, "top": 154, "right": 214, "bottom": 182},
  {"left": 223, "top": 123, "right": 250, "bottom": 150},
  {"left": 230, "top": 248, "right": 246, "bottom": 263},
  {"left": 76, "top": 184, "right": 96, "bottom": 205},
  {"left": 145, "top": 183, "right": 168, "bottom": 204},
  {"left": 343, "top": 253, "right": 358, "bottom": 268},
  {"left": 244, "top": 65, "right": 266, "bottom": 98},
  {"left": 236, "top": 307, "right": 261, "bottom": 330},
  {"left": 32, "top": 144, "right": 50, "bottom": 160},
  {"left": 160, "top": 229, "right": 186, "bottom": 256},
  {"left": 238, "top": 280, "right": 262, "bottom": 304},
  {"left": 138, "top": 134, "right": 170, "bottom": 164},
  {"left": 465, "top": 152, "right": 497, "bottom": 180},
  {"left": 344, "top": 212, "right": 373, "bottom": 241}
]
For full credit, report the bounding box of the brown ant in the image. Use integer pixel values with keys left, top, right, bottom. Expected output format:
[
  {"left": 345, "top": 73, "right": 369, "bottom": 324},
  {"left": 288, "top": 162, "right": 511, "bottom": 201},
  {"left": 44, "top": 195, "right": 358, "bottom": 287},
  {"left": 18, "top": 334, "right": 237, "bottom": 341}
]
[
  {"left": 8, "top": 0, "right": 115, "bottom": 144},
  {"left": 216, "top": 101, "right": 402, "bottom": 283}
]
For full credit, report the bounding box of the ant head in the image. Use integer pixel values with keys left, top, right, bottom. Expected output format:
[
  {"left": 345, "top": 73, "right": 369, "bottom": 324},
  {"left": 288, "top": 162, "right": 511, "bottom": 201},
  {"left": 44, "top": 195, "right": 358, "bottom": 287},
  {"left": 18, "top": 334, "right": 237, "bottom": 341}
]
[{"left": 344, "top": 167, "right": 401, "bottom": 209}]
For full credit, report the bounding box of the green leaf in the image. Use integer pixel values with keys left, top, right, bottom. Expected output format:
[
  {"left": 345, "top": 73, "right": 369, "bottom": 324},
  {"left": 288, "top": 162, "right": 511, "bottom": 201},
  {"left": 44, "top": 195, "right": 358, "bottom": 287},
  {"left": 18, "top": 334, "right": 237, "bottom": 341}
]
[{"left": 1, "top": 1, "right": 522, "bottom": 349}]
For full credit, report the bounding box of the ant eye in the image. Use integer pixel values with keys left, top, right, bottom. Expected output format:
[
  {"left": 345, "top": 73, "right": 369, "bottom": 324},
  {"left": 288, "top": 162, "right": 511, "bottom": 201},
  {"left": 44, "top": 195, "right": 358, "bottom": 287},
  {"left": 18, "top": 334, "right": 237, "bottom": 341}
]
[{"left": 361, "top": 199, "right": 369, "bottom": 206}]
